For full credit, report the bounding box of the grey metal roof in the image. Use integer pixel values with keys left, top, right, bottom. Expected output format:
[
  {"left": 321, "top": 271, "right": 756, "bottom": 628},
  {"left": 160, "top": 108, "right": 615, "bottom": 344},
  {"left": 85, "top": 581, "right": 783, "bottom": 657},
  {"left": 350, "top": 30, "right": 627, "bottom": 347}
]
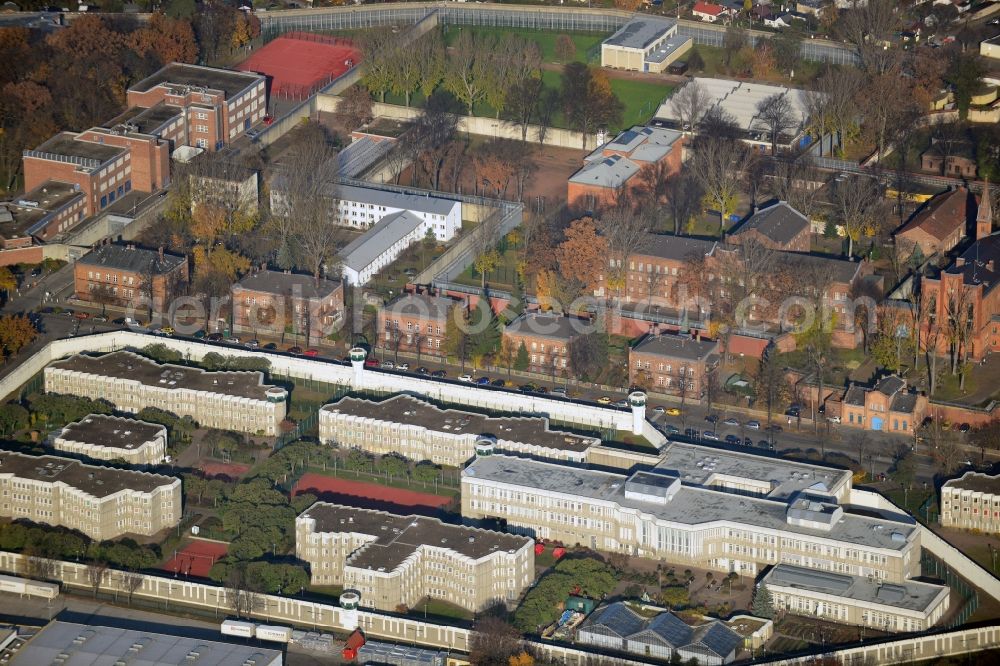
[
  {"left": 763, "top": 564, "right": 949, "bottom": 613},
  {"left": 464, "top": 455, "right": 917, "bottom": 551},
  {"left": 337, "top": 183, "right": 458, "bottom": 216},
  {"left": 632, "top": 334, "right": 719, "bottom": 362},
  {"left": 774, "top": 251, "right": 860, "bottom": 286},
  {"left": 686, "top": 622, "right": 742, "bottom": 658},
  {"left": 580, "top": 602, "right": 646, "bottom": 639},
  {"left": 604, "top": 16, "right": 677, "bottom": 50},
  {"left": 340, "top": 210, "right": 423, "bottom": 272},
  {"left": 505, "top": 312, "right": 594, "bottom": 341},
  {"left": 875, "top": 375, "right": 906, "bottom": 396},
  {"left": 11, "top": 621, "right": 281, "bottom": 666},
  {"left": 337, "top": 136, "right": 394, "bottom": 179},
  {"left": 382, "top": 293, "right": 457, "bottom": 320},
  {"left": 732, "top": 201, "right": 810, "bottom": 245},
  {"left": 568, "top": 154, "right": 640, "bottom": 189},
  {"left": 77, "top": 243, "right": 186, "bottom": 275},
  {"left": 889, "top": 392, "right": 918, "bottom": 414},
  {"left": 635, "top": 233, "right": 717, "bottom": 262}
]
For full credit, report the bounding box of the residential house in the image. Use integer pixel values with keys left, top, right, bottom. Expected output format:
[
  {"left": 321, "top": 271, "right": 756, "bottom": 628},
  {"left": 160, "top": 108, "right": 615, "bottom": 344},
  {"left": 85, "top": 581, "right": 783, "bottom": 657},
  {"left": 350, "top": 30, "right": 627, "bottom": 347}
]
[
  {"left": 894, "top": 187, "right": 970, "bottom": 258},
  {"left": 692, "top": 2, "right": 726, "bottom": 22},
  {"left": 921, "top": 140, "right": 978, "bottom": 179},
  {"left": 73, "top": 243, "right": 188, "bottom": 309},
  {"left": 232, "top": 270, "right": 344, "bottom": 342},
  {"left": 568, "top": 126, "right": 685, "bottom": 209},
  {"left": 377, "top": 292, "right": 457, "bottom": 357},
  {"left": 728, "top": 201, "right": 812, "bottom": 253},
  {"left": 502, "top": 312, "right": 592, "bottom": 374},
  {"left": 629, "top": 333, "right": 720, "bottom": 398},
  {"left": 941, "top": 471, "right": 1000, "bottom": 532},
  {"left": 795, "top": 0, "right": 824, "bottom": 16},
  {"left": 841, "top": 375, "right": 927, "bottom": 433}
]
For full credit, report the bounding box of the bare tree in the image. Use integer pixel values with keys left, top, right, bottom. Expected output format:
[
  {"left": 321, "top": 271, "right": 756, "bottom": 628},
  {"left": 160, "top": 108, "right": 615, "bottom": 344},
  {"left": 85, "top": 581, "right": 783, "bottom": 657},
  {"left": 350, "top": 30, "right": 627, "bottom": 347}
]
[
  {"left": 21, "top": 554, "right": 56, "bottom": 581},
  {"left": 225, "top": 565, "right": 264, "bottom": 620},
  {"left": 409, "top": 95, "right": 459, "bottom": 190},
  {"left": 120, "top": 569, "right": 145, "bottom": 606},
  {"left": 669, "top": 79, "right": 708, "bottom": 131},
  {"left": 754, "top": 93, "right": 797, "bottom": 156},
  {"left": 839, "top": 0, "right": 901, "bottom": 75},
  {"left": 664, "top": 171, "right": 704, "bottom": 235},
  {"left": 507, "top": 77, "right": 543, "bottom": 142},
  {"left": 597, "top": 201, "right": 653, "bottom": 302},
  {"left": 688, "top": 133, "right": 752, "bottom": 234},
  {"left": 921, "top": 292, "right": 944, "bottom": 396},
  {"left": 86, "top": 560, "right": 109, "bottom": 599},
  {"left": 808, "top": 68, "right": 863, "bottom": 156},
  {"left": 832, "top": 175, "right": 883, "bottom": 258}
]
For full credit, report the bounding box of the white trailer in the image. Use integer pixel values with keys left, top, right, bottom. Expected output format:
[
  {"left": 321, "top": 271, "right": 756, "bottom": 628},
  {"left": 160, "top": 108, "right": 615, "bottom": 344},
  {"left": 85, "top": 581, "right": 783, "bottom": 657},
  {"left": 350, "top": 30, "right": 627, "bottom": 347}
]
[
  {"left": 0, "top": 574, "right": 58, "bottom": 600},
  {"left": 255, "top": 625, "right": 292, "bottom": 643},
  {"left": 220, "top": 620, "right": 255, "bottom": 638}
]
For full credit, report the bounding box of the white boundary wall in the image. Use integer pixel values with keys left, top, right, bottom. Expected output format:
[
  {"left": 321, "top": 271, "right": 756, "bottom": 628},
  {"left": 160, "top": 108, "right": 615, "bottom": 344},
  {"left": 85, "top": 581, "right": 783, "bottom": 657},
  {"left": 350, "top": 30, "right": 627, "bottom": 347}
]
[{"left": 0, "top": 331, "right": 664, "bottom": 445}]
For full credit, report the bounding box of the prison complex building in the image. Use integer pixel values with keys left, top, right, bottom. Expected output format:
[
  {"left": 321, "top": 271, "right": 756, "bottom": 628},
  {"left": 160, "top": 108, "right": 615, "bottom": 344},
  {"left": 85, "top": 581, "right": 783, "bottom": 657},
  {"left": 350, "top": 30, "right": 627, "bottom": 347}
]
[
  {"left": 319, "top": 394, "right": 599, "bottom": 467},
  {"left": 295, "top": 502, "right": 534, "bottom": 613},
  {"left": 44, "top": 351, "right": 288, "bottom": 436},
  {"left": 53, "top": 414, "right": 167, "bottom": 467},
  {"left": 0, "top": 451, "right": 180, "bottom": 541},
  {"left": 940, "top": 471, "right": 1000, "bottom": 533}
]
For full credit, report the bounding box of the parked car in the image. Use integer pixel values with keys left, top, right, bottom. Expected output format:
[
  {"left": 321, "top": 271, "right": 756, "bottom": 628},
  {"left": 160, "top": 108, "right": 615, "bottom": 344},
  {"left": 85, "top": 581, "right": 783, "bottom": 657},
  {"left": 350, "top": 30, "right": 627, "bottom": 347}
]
[
  {"left": 534, "top": 386, "right": 548, "bottom": 395},
  {"left": 381, "top": 360, "right": 395, "bottom": 370},
  {"left": 193, "top": 330, "right": 206, "bottom": 339},
  {"left": 263, "top": 343, "right": 278, "bottom": 350},
  {"left": 287, "top": 346, "right": 303, "bottom": 355},
  {"left": 705, "top": 414, "right": 719, "bottom": 424},
  {"left": 92, "top": 314, "right": 107, "bottom": 323},
  {"left": 551, "top": 387, "right": 567, "bottom": 396},
  {"left": 416, "top": 366, "right": 430, "bottom": 375},
  {"left": 612, "top": 399, "right": 629, "bottom": 409},
  {"left": 431, "top": 370, "right": 447, "bottom": 378},
  {"left": 827, "top": 415, "right": 842, "bottom": 424},
  {"left": 474, "top": 377, "right": 490, "bottom": 385},
  {"left": 596, "top": 396, "right": 611, "bottom": 405},
  {"left": 364, "top": 358, "right": 380, "bottom": 368},
  {"left": 722, "top": 417, "right": 739, "bottom": 427},
  {"left": 703, "top": 431, "right": 720, "bottom": 441},
  {"left": 684, "top": 428, "right": 699, "bottom": 438},
  {"left": 459, "top": 374, "right": 474, "bottom": 382},
  {"left": 244, "top": 339, "right": 259, "bottom": 349},
  {"left": 745, "top": 420, "right": 760, "bottom": 429},
  {"left": 60, "top": 309, "right": 74, "bottom": 317},
  {"left": 303, "top": 349, "right": 319, "bottom": 357},
  {"left": 785, "top": 407, "right": 800, "bottom": 417},
  {"left": 663, "top": 424, "right": 680, "bottom": 435},
  {"left": 206, "top": 332, "right": 223, "bottom": 342},
  {"left": 397, "top": 363, "right": 409, "bottom": 371},
  {"left": 224, "top": 337, "right": 240, "bottom": 344},
  {"left": 724, "top": 434, "right": 740, "bottom": 445},
  {"left": 666, "top": 407, "right": 682, "bottom": 416},
  {"left": 765, "top": 424, "right": 783, "bottom": 433},
  {"left": 491, "top": 378, "right": 507, "bottom": 387},
  {"left": 743, "top": 437, "right": 753, "bottom": 447},
  {"left": 73, "top": 311, "right": 90, "bottom": 320}
]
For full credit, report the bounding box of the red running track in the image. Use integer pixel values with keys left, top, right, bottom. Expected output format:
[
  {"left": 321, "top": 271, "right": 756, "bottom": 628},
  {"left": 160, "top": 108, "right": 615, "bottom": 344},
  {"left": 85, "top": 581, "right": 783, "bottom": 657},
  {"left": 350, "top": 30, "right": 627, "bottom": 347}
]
[{"left": 237, "top": 33, "right": 361, "bottom": 98}]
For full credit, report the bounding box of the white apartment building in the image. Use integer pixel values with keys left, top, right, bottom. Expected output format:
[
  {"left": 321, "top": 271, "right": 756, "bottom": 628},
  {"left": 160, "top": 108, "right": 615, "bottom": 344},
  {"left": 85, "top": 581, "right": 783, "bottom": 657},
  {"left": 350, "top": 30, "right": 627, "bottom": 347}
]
[
  {"left": 44, "top": 351, "right": 288, "bottom": 436},
  {"left": 334, "top": 184, "right": 461, "bottom": 241},
  {"left": 295, "top": 502, "right": 533, "bottom": 613},
  {"left": 761, "top": 564, "right": 951, "bottom": 633},
  {"left": 53, "top": 414, "right": 167, "bottom": 467},
  {"left": 940, "top": 471, "right": 1000, "bottom": 532},
  {"left": 462, "top": 452, "right": 920, "bottom": 583},
  {"left": 0, "top": 451, "right": 181, "bottom": 541},
  {"left": 319, "top": 394, "right": 599, "bottom": 467}
]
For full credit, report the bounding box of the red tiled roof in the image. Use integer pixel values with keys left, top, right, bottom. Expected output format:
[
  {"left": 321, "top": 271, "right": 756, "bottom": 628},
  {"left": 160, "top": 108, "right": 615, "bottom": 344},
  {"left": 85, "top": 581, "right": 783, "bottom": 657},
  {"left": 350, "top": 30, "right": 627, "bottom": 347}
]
[
  {"left": 693, "top": 2, "right": 725, "bottom": 16},
  {"left": 896, "top": 188, "right": 967, "bottom": 242}
]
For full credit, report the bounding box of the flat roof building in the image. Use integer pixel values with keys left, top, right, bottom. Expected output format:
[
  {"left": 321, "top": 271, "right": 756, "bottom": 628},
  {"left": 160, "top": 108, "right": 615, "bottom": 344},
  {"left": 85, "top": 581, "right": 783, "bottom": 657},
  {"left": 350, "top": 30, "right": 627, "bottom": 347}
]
[
  {"left": 296, "top": 502, "right": 534, "bottom": 613},
  {"left": 462, "top": 453, "right": 919, "bottom": 582},
  {"left": 1, "top": 180, "right": 87, "bottom": 246},
  {"left": 941, "top": 471, "right": 1000, "bottom": 533},
  {"left": 11, "top": 621, "right": 282, "bottom": 666},
  {"left": 45, "top": 351, "right": 287, "bottom": 436},
  {"left": 320, "top": 394, "right": 599, "bottom": 466},
  {"left": 0, "top": 450, "right": 180, "bottom": 541},
  {"left": 601, "top": 17, "right": 692, "bottom": 74},
  {"left": 761, "top": 564, "right": 950, "bottom": 632},
  {"left": 53, "top": 414, "right": 167, "bottom": 467}
]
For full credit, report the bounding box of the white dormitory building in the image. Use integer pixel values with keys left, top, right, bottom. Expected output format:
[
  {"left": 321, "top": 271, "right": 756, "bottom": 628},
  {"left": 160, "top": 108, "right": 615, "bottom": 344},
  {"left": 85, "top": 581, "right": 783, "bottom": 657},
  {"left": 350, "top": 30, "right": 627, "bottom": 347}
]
[
  {"left": 760, "top": 564, "right": 950, "bottom": 633},
  {"left": 654, "top": 78, "right": 813, "bottom": 150},
  {"left": 319, "top": 394, "right": 600, "bottom": 467},
  {"left": 0, "top": 450, "right": 181, "bottom": 541},
  {"left": 462, "top": 442, "right": 924, "bottom": 583},
  {"left": 44, "top": 351, "right": 288, "bottom": 436},
  {"left": 334, "top": 184, "right": 461, "bottom": 241},
  {"left": 940, "top": 471, "right": 1000, "bottom": 533},
  {"left": 52, "top": 414, "right": 167, "bottom": 467},
  {"left": 295, "top": 502, "right": 534, "bottom": 613}
]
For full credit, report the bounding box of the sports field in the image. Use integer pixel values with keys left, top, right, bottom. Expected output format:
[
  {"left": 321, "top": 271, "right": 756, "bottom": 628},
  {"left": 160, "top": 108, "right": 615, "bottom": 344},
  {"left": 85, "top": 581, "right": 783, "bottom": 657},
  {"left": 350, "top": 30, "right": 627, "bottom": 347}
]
[
  {"left": 293, "top": 473, "right": 452, "bottom": 516},
  {"left": 238, "top": 32, "right": 361, "bottom": 99},
  {"left": 162, "top": 540, "right": 229, "bottom": 578}
]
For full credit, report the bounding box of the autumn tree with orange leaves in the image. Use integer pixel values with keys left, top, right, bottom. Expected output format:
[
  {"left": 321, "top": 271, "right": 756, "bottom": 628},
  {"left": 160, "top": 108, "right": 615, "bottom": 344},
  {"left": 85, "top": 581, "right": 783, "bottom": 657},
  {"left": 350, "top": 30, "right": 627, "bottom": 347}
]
[{"left": 0, "top": 315, "right": 37, "bottom": 359}]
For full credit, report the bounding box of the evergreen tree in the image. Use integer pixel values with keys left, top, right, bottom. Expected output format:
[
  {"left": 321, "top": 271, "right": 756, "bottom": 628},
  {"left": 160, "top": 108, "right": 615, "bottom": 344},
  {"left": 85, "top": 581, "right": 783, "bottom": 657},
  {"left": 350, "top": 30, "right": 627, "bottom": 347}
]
[
  {"left": 514, "top": 341, "right": 529, "bottom": 371},
  {"left": 752, "top": 585, "right": 775, "bottom": 619}
]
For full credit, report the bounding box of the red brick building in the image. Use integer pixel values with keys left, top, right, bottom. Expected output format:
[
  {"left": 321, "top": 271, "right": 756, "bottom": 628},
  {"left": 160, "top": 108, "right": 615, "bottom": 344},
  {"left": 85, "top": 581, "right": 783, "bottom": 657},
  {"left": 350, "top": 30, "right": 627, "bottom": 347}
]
[
  {"left": 920, "top": 187, "right": 1000, "bottom": 361},
  {"left": 502, "top": 312, "right": 593, "bottom": 374},
  {"left": 728, "top": 201, "right": 811, "bottom": 253},
  {"left": 567, "top": 126, "right": 685, "bottom": 210},
  {"left": 597, "top": 233, "right": 718, "bottom": 306},
  {"left": 629, "top": 333, "right": 720, "bottom": 398},
  {"left": 895, "top": 187, "right": 970, "bottom": 258},
  {"left": 377, "top": 293, "right": 458, "bottom": 357},
  {"left": 922, "top": 141, "right": 977, "bottom": 179},
  {"left": 126, "top": 63, "right": 267, "bottom": 151},
  {"left": 1, "top": 180, "right": 86, "bottom": 252},
  {"left": 232, "top": 270, "right": 343, "bottom": 342},
  {"left": 842, "top": 375, "right": 927, "bottom": 434},
  {"left": 74, "top": 243, "right": 188, "bottom": 309}
]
